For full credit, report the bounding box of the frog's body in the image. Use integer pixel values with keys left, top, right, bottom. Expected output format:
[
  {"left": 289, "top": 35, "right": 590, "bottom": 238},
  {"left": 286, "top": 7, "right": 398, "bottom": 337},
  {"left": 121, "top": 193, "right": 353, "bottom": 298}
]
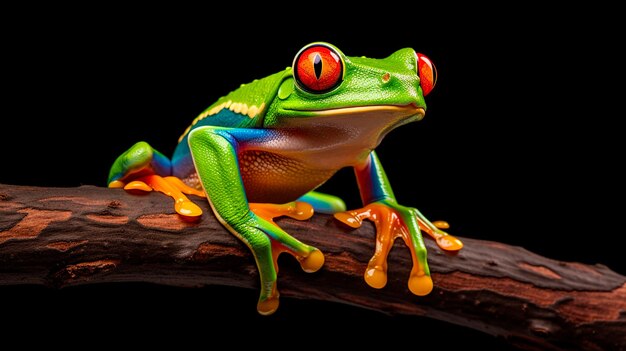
[{"left": 108, "top": 43, "right": 463, "bottom": 315}]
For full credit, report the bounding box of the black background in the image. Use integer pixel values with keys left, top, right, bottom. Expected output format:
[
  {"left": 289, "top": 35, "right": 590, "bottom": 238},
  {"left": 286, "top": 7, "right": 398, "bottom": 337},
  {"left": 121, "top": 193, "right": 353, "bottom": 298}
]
[{"left": 1, "top": 6, "right": 624, "bottom": 350}]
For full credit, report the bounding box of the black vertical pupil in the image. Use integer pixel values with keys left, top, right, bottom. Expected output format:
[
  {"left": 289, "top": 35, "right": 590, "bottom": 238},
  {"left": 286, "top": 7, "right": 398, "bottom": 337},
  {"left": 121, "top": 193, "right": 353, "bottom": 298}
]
[{"left": 313, "top": 53, "right": 323, "bottom": 79}]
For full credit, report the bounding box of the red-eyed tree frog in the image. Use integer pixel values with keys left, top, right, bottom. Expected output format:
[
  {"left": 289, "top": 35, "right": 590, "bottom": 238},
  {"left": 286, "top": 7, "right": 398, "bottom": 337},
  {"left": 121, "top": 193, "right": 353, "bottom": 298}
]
[{"left": 108, "top": 42, "right": 463, "bottom": 315}]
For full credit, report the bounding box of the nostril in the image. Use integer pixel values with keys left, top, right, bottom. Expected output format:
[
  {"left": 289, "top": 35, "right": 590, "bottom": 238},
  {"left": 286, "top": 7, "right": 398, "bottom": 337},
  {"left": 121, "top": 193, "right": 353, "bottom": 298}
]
[{"left": 382, "top": 72, "right": 390, "bottom": 83}]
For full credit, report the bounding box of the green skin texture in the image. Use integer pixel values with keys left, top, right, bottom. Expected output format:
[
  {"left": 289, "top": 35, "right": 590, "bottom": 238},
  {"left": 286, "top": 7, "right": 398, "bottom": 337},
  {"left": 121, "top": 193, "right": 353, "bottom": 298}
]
[{"left": 109, "top": 42, "right": 446, "bottom": 314}]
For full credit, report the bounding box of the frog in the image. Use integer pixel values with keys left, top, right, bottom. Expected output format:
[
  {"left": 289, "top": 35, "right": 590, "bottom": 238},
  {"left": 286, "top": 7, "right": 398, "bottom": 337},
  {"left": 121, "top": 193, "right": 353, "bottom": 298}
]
[{"left": 107, "top": 42, "right": 463, "bottom": 315}]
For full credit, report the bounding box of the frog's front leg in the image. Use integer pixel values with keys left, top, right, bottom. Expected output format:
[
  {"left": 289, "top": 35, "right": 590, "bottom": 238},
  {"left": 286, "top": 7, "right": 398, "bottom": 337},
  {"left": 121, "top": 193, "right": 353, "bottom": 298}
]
[
  {"left": 335, "top": 151, "right": 463, "bottom": 295},
  {"left": 188, "top": 126, "right": 324, "bottom": 315}
]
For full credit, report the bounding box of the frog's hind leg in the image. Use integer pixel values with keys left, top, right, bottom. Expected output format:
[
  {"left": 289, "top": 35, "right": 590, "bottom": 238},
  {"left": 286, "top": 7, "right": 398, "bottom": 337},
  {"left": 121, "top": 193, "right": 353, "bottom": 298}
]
[
  {"left": 107, "top": 141, "right": 205, "bottom": 218},
  {"left": 297, "top": 191, "right": 346, "bottom": 214},
  {"left": 108, "top": 141, "right": 171, "bottom": 185}
]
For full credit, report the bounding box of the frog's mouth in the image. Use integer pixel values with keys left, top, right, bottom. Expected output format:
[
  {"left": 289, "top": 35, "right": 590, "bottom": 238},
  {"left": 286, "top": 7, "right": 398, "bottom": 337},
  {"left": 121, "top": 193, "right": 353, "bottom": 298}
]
[
  {"left": 282, "top": 104, "right": 425, "bottom": 121},
  {"left": 276, "top": 104, "right": 426, "bottom": 145}
]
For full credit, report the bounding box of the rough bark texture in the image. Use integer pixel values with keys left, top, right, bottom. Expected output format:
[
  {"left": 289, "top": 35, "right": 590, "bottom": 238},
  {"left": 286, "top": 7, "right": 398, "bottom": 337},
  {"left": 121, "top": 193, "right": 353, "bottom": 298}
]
[{"left": 0, "top": 184, "right": 624, "bottom": 350}]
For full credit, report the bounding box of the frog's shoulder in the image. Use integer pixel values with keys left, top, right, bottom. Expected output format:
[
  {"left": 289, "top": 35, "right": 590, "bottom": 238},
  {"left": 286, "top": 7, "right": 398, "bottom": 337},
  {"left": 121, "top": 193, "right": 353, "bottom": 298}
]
[{"left": 178, "top": 69, "right": 291, "bottom": 142}]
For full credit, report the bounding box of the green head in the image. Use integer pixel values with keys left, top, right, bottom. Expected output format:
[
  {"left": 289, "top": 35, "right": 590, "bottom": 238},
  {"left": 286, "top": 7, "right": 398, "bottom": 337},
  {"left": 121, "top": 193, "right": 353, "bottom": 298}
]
[{"left": 264, "top": 42, "right": 437, "bottom": 128}]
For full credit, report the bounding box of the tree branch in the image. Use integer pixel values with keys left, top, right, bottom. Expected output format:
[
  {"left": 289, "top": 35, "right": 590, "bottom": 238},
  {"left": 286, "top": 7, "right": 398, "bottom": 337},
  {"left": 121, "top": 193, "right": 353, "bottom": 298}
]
[{"left": 0, "top": 183, "right": 624, "bottom": 350}]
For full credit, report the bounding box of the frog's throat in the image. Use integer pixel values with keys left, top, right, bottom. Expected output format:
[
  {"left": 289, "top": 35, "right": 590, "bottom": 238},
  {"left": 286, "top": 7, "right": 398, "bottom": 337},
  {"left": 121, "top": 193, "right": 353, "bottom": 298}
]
[{"left": 283, "top": 104, "right": 425, "bottom": 121}]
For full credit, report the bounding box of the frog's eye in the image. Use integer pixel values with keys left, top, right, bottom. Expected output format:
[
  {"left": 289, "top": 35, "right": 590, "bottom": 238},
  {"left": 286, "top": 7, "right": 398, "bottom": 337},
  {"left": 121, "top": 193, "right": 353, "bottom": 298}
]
[
  {"left": 416, "top": 53, "right": 437, "bottom": 96},
  {"left": 293, "top": 43, "right": 343, "bottom": 93}
]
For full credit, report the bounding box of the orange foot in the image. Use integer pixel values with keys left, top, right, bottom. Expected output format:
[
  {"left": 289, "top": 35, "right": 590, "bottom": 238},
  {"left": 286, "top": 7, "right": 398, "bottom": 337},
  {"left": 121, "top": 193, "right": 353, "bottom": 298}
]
[
  {"left": 250, "top": 201, "right": 324, "bottom": 273},
  {"left": 110, "top": 175, "right": 206, "bottom": 218},
  {"left": 249, "top": 201, "right": 324, "bottom": 315},
  {"left": 335, "top": 201, "right": 463, "bottom": 296}
]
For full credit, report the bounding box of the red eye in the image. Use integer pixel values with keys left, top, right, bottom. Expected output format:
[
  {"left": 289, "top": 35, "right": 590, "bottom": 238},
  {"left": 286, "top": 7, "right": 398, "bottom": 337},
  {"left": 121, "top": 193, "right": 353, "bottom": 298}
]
[
  {"left": 416, "top": 53, "right": 437, "bottom": 96},
  {"left": 293, "top": 44, "right": 343, "bottom": 93}
]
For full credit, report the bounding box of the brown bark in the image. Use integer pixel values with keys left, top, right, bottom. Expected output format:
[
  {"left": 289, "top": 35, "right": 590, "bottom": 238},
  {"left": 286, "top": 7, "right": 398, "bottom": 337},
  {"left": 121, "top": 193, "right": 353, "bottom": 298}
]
[{"left": 0, "top": 183, "right": 624, "bottom": 350}]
